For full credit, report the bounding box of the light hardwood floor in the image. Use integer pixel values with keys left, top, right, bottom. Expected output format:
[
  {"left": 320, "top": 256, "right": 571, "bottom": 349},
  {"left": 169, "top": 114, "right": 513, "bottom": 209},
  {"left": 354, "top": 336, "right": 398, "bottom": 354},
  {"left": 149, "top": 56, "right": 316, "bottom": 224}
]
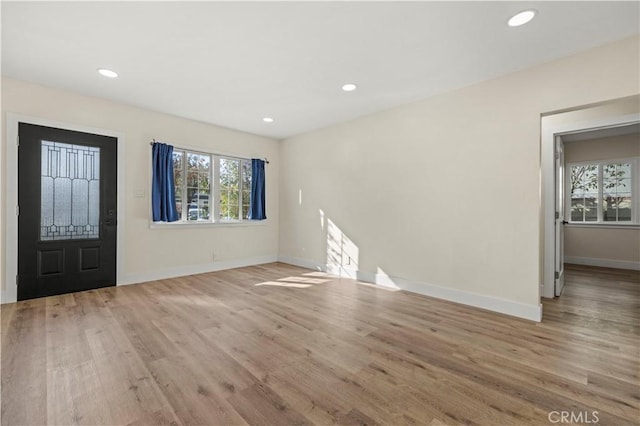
[{"left": 1, "top": 262, "right": 638, "bottom": 425}]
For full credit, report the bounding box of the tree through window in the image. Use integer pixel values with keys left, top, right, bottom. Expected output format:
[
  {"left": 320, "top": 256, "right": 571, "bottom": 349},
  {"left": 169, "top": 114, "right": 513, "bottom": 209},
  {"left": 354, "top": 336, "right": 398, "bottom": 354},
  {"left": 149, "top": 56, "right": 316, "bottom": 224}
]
[
  {"left": 170, "top": 150, "right": 253, "bottom": 223},
  {"left": 568, "top": 160, "right": 636, "bottom": 224}
]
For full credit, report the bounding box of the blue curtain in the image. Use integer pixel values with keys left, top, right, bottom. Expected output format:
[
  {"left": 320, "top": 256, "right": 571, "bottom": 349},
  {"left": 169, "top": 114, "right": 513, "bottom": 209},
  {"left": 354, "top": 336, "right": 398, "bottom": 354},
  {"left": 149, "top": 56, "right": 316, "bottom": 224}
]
[
  {"left": 152, "top": 142, "right": 179, "bottom": 222},
  {"left": 249, "top": 159, "right": 266, "bottom": 220}
]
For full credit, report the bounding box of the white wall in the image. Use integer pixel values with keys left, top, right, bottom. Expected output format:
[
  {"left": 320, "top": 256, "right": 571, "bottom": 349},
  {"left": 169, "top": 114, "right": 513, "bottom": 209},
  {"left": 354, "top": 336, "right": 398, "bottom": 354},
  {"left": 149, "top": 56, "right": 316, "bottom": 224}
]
[
  {"left": 564, "top": 133, "right": 640, "bottom": 270},
  {"left": 279, "top": 35, "right": 640, "bottom": 321},
  {"left": 564, "top": 133, "right": 639, "bottom": 163},
  {"left": 2, "top": 78, "right": 280, "bottom": 303}
]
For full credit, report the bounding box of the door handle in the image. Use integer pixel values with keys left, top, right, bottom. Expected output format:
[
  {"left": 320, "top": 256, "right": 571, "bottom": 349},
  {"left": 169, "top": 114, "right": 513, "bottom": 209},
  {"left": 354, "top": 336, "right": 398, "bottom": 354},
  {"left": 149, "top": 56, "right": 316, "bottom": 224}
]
[{"left": 562, "top": 220, "right": 569, "bottom": 225}]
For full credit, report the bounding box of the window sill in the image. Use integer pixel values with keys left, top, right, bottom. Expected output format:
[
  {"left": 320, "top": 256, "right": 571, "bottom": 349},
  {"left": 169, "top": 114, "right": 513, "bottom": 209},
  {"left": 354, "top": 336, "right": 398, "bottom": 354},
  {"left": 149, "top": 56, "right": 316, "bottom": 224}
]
[
  {"left": 565, "top": 223, "right": 640, "bottom": 230},
  {"left": 149, "top": 219, "right": 268, "bottom": 229}
]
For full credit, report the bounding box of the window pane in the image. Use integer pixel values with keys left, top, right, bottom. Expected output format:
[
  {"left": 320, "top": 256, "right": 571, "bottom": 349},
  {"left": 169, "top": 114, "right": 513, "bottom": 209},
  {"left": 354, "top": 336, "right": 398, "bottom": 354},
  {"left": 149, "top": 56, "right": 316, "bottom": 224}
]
[
  {"left": 604, "top": 163, "right": 630, "bottom": 180},
  {"left": 242, "top": 161, "right": 252, "bottom": 187},
  {"left": 173, "top": 151, "right": 184, "bottom": 219},
  {"left": 571, "top": 165, "right": 598, "bottom": 197},
  {"left": 603, "top": 197, "right": 617, "bottom": 221},
  {"left": 184, "top": 154, "right": 211, "bottom": 221},
  {"left": 570, "top": 199, "right": 584, "bottom": 221},
  {"left": 603, "top": 162, "right": 633, "bottom": 223},
  {"left": 175, "top": 189, "right": 182, "bottom": 217},
  {"left": 187, "top": 153, "right": 199, "bottom": 171},
  {"left": 173, "top": 151, "right": 183, "bottom": 169},
  {"left": 200, "top": 155, "right": 210, "bottom": 172},
  {"left": 570, "top": 164, "right": 598, "bottom": 221},
  {"left": 198, "top": 189, "right": 210, "bottom": 220},
  {"left": 228, "top": 190, "right": 239, "bottom": 205},
  {"left": 174, "top": 168, "right": 183, "bottom": 188},
  {"left": 200, "top": 172, "right": 210, "bottom": 191},
  {"left": 584, "top": 197, "right": 597, "bottom": 221},
  {"left": 187, "top": 171, "right": 199, "bottom": 187},
  {"left": 242, "top": 160, "right": 252, "bottom": 219},
  {"left": 242, "top": 190, "right": 251, "bottom": 219},
  {"left": 618, "top": 178, "right": 632, "bottom": 195},
  {"left": 187, "top": 187, "right": 198, "bottom": 220},
  {"left": 618, "top": 196, "right": 632, "bottom": 221},
  {"left": 228, "top": 205, "right": 239, "bottom": 220},
  {"left": 220, "top": 158, "right": 240, "bottom": 220}
]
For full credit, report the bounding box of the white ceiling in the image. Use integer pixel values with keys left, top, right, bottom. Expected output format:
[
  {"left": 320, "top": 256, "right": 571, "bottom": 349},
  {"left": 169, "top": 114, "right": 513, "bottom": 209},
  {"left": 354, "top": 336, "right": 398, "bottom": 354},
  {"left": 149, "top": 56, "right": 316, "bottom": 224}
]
[{"left": 2, "top": 1, "right": 639, "bottom": 140}]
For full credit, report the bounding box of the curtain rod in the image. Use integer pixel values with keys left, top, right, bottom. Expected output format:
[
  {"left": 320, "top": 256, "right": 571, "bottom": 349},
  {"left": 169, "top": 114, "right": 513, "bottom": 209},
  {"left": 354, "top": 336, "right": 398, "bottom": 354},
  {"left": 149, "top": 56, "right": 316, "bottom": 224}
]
[{"left": 150, "top": 140, "right": 269, "bottom": 164}]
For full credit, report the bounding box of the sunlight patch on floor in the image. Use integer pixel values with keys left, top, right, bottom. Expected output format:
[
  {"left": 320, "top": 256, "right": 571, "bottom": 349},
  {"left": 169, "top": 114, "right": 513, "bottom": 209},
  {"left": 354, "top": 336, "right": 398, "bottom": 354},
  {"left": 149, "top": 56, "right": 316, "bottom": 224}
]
[
  {"left": 277, "top": 276, "right": 330, "bottom": 285},
  {"left": 255, "top": 281, "right": 313, "bottom": 289}
]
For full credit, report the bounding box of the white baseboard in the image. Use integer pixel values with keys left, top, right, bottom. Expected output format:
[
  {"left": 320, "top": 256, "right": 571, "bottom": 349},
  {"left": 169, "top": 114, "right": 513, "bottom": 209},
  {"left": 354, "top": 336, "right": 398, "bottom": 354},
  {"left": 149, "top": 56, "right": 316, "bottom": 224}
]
[
  {"left": 3, "top": 252, "right": 543, "bottom": 323},
  {"left": 565, "top": 256, "right": 640, "bottom": 271},
  {"left": 1, "top": 254, "right": 279, "bottom": 304},
  {"left": 277, "top": 255, "right": 327, "bottom": 273},
  {"left": 278, "top": 255, "right": 542, "bottom": 322},
  {"left": 119, "top": 254, "right": 279, "bottom": 286}
]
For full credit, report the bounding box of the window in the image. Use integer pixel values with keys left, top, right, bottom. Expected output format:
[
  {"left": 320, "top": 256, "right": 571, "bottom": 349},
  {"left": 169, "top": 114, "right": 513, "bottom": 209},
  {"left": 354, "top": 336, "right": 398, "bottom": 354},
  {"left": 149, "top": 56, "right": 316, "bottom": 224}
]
[
  {"left": 171, "top": 149, "right": 253, "bottom": 223},
  {"left": 567, "top": 158, "right": 638, "bottom": 224}
]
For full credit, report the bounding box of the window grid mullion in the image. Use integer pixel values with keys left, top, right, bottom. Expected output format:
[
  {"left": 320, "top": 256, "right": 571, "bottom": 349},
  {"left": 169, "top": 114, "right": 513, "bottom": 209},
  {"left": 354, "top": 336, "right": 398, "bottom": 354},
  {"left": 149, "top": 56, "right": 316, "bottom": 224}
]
[
  {"left": 238, "top": 163, "right": 243, "bottom": 221},
  {"left": 596, "top": 163, "right": 604, "bottom": 223},
  {"left": 213, "top": 156, "right": 221, "bottom": 222},
  {"left": 613, "top": 164, "right": 620, "bottom": 222},
  {"left": 631, "top": 159, "right": 637, "bottom": 223},
  {"left": 207, "top": 154, "right": 213, "bottom": 222},
  {"left": 181, "top": 151, "right": 187, "bottom": 222}
]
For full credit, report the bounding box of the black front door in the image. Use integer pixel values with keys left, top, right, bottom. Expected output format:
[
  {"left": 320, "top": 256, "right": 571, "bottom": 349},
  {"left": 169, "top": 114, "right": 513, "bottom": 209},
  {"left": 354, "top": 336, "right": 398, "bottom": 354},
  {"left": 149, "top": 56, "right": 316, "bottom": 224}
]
[{"left": 18, "top": 123, "right": 117, "bottom": 300}]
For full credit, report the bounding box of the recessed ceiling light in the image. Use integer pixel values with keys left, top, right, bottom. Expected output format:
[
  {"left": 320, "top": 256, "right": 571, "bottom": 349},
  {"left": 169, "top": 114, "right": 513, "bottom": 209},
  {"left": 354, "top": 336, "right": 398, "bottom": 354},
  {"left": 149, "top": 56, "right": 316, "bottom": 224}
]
[
  {"left": 97, "top": 68, "right": 118, "bottom": 78},
  {"left": 508, "top": 10, "right": 537, "bottom": 27},
  {"left": 263, "top": 117, "right": 274, "bottom": 123},
  {"left": 341, "top": 83, "right": 357, "bottom": 92}
]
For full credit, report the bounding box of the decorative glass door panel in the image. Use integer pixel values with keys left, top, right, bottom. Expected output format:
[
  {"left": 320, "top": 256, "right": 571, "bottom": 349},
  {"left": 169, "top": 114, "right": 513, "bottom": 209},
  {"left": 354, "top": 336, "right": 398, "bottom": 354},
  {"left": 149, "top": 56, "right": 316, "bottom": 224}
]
[{"left": 40, "top": 141, "right": 101, "bottom": 240}]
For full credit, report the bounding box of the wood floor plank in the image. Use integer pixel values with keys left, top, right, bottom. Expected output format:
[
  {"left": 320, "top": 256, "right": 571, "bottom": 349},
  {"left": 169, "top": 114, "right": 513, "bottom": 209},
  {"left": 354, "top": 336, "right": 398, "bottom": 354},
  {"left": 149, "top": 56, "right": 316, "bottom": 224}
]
[
  {"left": 226, "top": 382, "right": 312, "bottom": 426},
  {"left": 1, "top": 262, "right": 638, "bottom": 425},
  {"left": 147, "top": 355, "right": 247, "bottom": 426},
  {"left": 1, "top": 299, "right": 48, "bottom": 425},
  {"left": 154, "top": 318, "right": 259, "bottom": 399},
  {"left": 46, "top": 360, "right": 113, "bottom": 425}
]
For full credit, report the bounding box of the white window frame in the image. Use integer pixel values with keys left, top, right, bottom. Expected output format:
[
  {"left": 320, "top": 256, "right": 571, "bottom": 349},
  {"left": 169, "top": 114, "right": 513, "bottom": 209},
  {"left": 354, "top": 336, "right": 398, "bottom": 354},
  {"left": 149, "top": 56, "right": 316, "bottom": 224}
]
[
  {"left": 154, "top": 146, "right": 256, "bottom": 225},
  {"left": 172, "top": 148, "right": 214, "bottom": 222},
  {"left": 565, "top": 156, "right": 639, "bottom": 225},
  {"left": 218, "top": 156, "right": 252, "bottom": 222}
]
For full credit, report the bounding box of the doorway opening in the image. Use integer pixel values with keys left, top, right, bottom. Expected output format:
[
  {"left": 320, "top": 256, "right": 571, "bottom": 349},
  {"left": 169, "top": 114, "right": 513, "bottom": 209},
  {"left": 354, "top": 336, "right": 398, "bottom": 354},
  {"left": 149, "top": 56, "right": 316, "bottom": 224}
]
[
  {"left": 541, "top": 99, "right": 640, "bottom": 302},
  {"left": 557, "top": 124, "right": 639, "bottom": 296}
]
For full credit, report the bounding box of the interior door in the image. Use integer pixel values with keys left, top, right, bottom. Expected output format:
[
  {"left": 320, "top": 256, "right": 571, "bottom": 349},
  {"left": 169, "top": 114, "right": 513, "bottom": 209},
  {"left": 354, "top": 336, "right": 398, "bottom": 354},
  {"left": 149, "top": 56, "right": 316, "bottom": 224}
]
[
  {"left": 554, "top": 136, "right": 566, "bottom": 296},
  {"left": 17, "top": 123, "right": 117, "bottom": 300}
]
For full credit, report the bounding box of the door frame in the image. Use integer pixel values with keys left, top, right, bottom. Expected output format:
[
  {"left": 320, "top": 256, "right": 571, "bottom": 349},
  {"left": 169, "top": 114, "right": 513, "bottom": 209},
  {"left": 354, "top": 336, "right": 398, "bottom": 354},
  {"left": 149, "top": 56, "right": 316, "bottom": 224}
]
[
  {"left": 554, "top": 136, "right": 566, "bottom": 297},
  {"left": 541, "top": 111, "right": 639, "bottom": 299},
  {"left": 3, "top": 113, "right": 125, "bottom": 304}
]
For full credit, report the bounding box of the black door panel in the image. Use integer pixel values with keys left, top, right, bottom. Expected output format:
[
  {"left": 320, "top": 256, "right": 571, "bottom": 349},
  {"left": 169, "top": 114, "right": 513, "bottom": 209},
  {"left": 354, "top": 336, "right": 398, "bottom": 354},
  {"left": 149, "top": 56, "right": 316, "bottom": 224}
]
[{"left": 18, "top": 123, "right": 117, "bottom": 300}]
